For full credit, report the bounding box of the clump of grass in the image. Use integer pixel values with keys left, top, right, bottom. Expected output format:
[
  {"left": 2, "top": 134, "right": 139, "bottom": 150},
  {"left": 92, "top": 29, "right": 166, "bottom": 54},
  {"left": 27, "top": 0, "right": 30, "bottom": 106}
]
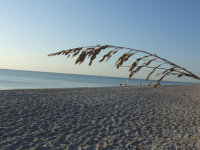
[{"left": 48, "top": 45, "right": 200, "bottom": 88}]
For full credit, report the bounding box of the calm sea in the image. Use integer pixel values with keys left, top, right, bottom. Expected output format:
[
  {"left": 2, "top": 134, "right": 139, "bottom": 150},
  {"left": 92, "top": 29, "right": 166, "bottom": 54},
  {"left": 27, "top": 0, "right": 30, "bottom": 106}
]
[{"left": 0, "top": 69, "right": 190, "bottom": 90}]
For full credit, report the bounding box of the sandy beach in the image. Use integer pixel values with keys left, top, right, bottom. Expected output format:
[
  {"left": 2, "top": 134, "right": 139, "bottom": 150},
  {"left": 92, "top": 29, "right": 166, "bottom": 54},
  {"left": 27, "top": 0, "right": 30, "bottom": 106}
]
[{"left": 0, "top": 85, "right": 199, "bottom": 149}]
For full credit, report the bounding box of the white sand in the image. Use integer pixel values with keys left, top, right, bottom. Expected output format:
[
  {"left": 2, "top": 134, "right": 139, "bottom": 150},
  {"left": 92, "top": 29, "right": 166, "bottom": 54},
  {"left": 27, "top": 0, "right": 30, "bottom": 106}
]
[{"left": 0, "top": 85, "right": 200, "bottom": 149}]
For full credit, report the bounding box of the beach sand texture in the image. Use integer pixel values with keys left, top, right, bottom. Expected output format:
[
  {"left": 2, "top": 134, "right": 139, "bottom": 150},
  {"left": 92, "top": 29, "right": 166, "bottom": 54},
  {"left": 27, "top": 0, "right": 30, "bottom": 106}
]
[{"left": 0, "top": 85, "right": 200, "bottom": 149}]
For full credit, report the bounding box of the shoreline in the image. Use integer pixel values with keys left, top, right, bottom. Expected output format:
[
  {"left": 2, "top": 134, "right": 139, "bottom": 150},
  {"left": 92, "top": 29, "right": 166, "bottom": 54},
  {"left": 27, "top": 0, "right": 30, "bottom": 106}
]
[
  {"left": 0, "top": 83, "right": 198, "bottom": 92},
  {"left": 0, "top": 84, "right": 200, "bottom": 149}
]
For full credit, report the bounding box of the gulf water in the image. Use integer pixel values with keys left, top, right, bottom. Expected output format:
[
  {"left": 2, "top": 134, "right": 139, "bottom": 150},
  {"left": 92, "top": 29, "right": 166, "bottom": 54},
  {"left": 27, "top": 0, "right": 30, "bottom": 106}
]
[{"left": 0, "top": 69, "right": 190, "bottom": 90}]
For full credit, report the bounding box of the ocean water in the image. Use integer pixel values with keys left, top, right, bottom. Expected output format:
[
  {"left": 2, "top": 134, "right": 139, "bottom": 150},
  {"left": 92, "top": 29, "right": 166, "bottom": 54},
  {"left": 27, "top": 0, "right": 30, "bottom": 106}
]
[{"left": 0, "top": 69, "right": 190, "bottom": 90}]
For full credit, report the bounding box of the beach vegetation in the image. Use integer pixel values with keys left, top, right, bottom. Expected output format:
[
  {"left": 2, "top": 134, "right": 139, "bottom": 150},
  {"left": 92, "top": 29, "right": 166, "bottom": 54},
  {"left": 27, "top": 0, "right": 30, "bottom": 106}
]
[{"left": 48, "top": 45, "right": 200, "bottom": 88}]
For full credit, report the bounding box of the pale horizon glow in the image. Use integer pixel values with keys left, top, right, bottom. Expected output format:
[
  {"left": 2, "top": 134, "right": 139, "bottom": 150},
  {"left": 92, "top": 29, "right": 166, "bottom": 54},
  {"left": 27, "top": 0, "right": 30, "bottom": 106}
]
[{"left": 0, "top": 0, "right": 200, "bottom": 83}]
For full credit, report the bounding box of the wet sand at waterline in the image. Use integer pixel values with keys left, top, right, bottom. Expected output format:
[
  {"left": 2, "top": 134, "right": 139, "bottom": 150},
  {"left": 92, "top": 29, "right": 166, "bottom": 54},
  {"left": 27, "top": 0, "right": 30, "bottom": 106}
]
[{"left": 0, "top": 85, "right": 199, "bottom": 149}]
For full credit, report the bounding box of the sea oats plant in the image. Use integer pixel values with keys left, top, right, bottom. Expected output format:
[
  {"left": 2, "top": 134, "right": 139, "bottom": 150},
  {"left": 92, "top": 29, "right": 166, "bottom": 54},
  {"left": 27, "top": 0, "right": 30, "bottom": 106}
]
[{"left": 48, "top": 45, "right": 200, "bottom": 88}]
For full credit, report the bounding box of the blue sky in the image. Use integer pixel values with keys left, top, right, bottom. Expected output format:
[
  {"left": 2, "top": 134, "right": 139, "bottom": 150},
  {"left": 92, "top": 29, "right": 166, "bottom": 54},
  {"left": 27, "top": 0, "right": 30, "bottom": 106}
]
[{"left": 0, "top": 0, "right": 200, "bottom": 82}]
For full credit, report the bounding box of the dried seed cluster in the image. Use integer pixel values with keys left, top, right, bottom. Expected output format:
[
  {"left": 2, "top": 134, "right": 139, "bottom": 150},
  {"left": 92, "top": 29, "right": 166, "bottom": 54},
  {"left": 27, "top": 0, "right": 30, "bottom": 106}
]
[{"left": 48, "top": 45, "right": 200, "bottom": 88}]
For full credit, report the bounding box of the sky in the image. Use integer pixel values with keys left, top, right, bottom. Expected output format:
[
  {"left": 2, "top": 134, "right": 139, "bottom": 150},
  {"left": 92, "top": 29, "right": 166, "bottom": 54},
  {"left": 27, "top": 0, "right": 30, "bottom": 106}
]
[{"left": 0, "top": 0, "right": 200, "bottom": 83}]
